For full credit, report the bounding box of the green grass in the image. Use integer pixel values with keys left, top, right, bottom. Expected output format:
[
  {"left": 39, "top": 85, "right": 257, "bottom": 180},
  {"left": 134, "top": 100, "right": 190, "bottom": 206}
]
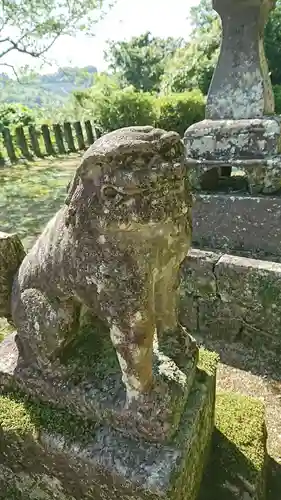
[
  {"left": 0, "top": 154, "right": 79, "bottom": 249},
  {"left": 0, "top": 155, "right": 79, "bottom": 337}
]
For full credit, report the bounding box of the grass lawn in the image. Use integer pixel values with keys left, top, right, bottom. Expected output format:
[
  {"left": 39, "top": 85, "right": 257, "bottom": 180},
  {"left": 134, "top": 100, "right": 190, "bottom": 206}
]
[
  {"left": 0, "top": 154, "right": 80, "bottom": 337},
  {"left": 0, "top": 154, "right": 80, "bottom": 250}
]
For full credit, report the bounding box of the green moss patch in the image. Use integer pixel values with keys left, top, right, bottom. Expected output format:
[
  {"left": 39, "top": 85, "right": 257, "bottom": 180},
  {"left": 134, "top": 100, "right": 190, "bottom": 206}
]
[
  {"left": 199, "top": 392, "right": 267, "bottom": 500},
  {"left": 198, "top": 347, "right": 219, "bottom": 377},
  {"left": 0, "top": 391, "right": 97, "bottom": 444},
  {"left": 59, "top": 312, "right": 120, "bottom": 384}
]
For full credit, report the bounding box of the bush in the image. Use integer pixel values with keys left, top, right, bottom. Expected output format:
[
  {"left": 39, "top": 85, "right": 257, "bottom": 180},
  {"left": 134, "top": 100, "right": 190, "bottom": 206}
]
[
  {"left": 93, "top": 89, "right": 156, "bottom": 134},
  {"left": 0, "top": 103, "right": 36, "bottom": 132},
  {"left": 155, "top": 90, "right": 205, "bottom": 136},
  {"left": 73, "top": 74, "right": 205, "bottom": 136},
  {"left": 273, "top": 85, "right": 281, "bottom": 114}
]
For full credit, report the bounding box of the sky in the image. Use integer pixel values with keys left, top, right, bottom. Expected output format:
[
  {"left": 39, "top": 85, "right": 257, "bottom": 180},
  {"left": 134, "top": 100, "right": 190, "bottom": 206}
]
[{"left": 2, "top": 0, "right": 200, "bottom": 75}]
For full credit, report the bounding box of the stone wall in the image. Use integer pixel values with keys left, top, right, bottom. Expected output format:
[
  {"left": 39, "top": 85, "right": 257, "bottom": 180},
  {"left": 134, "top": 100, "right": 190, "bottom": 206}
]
[
  {"left": 193, "top": 193, "right": 281, "bottom": 261},
  {"left": 192, "top": 194, "right": 281, "bottom": 262},
  {"left": 180, "top": 249, "right": 281, "bottom": 351}
]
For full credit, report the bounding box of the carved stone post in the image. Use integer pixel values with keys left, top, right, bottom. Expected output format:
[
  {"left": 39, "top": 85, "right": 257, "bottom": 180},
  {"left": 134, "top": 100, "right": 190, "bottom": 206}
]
[
  {"left": 207, "top": 0, "right": 275, "bottom": 120},
  {"left": 184, "top": 0, "right": 281, "bottom": 195}
]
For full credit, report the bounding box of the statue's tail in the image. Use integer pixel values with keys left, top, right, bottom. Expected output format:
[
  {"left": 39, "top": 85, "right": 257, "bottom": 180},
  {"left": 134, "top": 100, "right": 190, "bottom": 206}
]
[{"left": 0, "top": 232, "right": 26, "bottom": 323}]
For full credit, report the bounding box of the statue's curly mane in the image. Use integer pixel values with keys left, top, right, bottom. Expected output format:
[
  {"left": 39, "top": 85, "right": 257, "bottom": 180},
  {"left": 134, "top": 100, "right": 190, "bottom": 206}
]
[{"left": 64, "top": 126, "right": 182, "bottom": 227}]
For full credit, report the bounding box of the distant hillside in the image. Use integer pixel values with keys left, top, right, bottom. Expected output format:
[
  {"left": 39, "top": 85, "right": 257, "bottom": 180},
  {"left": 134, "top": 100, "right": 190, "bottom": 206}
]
[{"left": 0, "top": 66, "right": 97, "bottom": 108}]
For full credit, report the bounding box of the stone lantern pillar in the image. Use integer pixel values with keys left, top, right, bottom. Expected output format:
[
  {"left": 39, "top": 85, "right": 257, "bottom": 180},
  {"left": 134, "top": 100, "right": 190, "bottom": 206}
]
[{"left": 184, "top": 0, "right": 281, "bottom": 194}]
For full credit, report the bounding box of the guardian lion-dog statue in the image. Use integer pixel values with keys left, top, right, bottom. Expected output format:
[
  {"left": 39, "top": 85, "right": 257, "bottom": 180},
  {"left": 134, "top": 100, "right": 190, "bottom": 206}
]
[{"left": 0, "top": 126, "right": 197, "bottom": 440}]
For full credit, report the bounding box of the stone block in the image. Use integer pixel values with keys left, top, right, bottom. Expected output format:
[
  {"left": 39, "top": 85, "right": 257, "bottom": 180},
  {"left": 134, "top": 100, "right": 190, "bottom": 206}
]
[
  {"left": 179, "top": 249, "right": 281, "bottom": 349},
  {"left": 192, "top": 194, "right": 281, "bottom": 261},
  {"left": 0, "top": 349, "right": 218, "bottom": 500},
  {"left": 181, "top": 249, "right": 221, "bottom": 299},
  {"left": 184, "top": 118, "right": 281, "bottom": 193},
  {"left": 185, "top": 119, "right": 281, "bottom": 160},
  {"left": 198, "top": 298, "right": 245, "bottom": 341},
  {"left": 215, "top": 254, "right": 281, "bottom": 334}
]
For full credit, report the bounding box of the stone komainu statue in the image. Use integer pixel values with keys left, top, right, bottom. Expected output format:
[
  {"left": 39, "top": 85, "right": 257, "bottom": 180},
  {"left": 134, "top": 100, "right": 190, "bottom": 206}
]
[{"left": 0, "top": 126, "right": 195, "bottom": 408}]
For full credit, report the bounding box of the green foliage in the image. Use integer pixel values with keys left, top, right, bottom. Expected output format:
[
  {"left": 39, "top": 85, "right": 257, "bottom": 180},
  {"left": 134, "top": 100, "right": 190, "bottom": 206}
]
[
  {"left": 75, "top": 81, "right": 156, "bottom": 134},
  {"left": 0, "top": 66, "right": 97, "bottom": 110},
  {"left": 161, "top": 19, "right": 221, "bottom": 96},
  {"left": 0, "top": 104, "right": 36, "bottom": 131},
  {"left": 155, "top": 91, "right": 205, "bottom": 136},
  {"left": 0, "top": 0, "right": 110, "bottom": 62},
  {"left": 163, "top": 0, "right": 281, "bottom": 96},
  {"left": 273, "top": 85, "right": 281, "bottom": 114},
  {"left": 265, "top": 1, "right": 281, "bottom": 86},
  {"left": 105, "top": 31, "right": 183, "bottom": 92}
]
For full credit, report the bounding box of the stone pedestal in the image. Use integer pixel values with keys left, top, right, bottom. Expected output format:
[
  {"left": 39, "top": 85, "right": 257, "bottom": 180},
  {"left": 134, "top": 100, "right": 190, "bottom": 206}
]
[
  {"left": 0, "top": 341, "right": 218, "bottom": 500},
  {"left": 184, "top": 0, "right": 281, "bottom": 194}
]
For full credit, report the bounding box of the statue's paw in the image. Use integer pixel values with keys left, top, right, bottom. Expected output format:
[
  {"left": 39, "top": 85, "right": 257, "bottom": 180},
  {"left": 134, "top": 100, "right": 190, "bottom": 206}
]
[{"left": 124, "top": 379, "right": 177, "bottom": 441}]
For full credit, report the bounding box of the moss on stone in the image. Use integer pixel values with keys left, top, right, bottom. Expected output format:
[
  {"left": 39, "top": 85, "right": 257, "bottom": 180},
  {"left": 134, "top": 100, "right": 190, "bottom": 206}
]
[
  {"left": 216, "top": 393, "right": 266, "bottom": 476},
  {"left": 199, "top": 392, "right": 267, "bottom": 500},
  {"left": 198, "top": 347, "right": 220, "bottom": 376},
  {"left": 58, "top": 312, "right": 119, "bottom": 384},
  {"left": 0, "top": 391, "right": 97, "bottom": 444},
  {"left": 0, "top": 395, "right": 37, "bottom": 438}
]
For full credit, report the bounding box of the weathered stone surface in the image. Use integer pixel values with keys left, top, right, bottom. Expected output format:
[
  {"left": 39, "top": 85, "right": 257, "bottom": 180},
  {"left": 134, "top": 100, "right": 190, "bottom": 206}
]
[
  {"left": 0, "top": 329, "right": 198, "bottom": 444},
  {"left": 206, "top": 0, "right": 275, "bottom": 120},
  {"left": 0, "top": 232, "right": 25, "bottom": 320},
  {"left": 180, "top": 249, "right": 221, "bottom": 299},
  {"left": 192, "top": 193, "right": 281, "bottom": 261},
  {"left": 185, "top": 118, "right": 281, "bottom": 160},
  {"left": 180, "top": 249, "right": 281, "bottom": 350},
  {"left": 0, "top": 126, "right": 198, "bottom": 443},
  {"left": 0, "top": 350, "right": 218, "bottom": 500},
  {"left": 197, "top": 299, "right": 245, "bottom": 342},
  {"left": 215, "top": 254, "right": 281, "bottom": 335},
  {"left": 184, "top": 0, "right": 281, "bottom": 194},
  {"left": 185, "top": 118, "right": 281, "bottom": 194}
]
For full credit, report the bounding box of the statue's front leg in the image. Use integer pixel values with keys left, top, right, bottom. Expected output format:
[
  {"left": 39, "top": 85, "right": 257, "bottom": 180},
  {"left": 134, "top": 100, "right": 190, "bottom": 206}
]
[
  {"left": 108, "top": 308, "right": 155, "bottom": 407},
  {"left": 11, "top": 287, "right": 80, "bottom": 371},
  {"left": 155, "top": 265, "right": 198, "bottom": 371}
]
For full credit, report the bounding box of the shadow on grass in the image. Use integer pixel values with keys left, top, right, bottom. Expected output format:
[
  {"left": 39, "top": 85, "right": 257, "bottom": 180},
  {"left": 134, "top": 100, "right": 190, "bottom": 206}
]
[
  {"left": 199, "top": 428, "right": 273, "bottom": 499},
  {"left": 0, "top": 160, "right": 77, "bottom": 250}
]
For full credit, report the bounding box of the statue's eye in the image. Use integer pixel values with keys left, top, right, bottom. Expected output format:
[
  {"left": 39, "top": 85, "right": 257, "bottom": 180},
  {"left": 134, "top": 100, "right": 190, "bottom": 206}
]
[{"left": 102, "top": 186, "right": 118, "bottom": 199}]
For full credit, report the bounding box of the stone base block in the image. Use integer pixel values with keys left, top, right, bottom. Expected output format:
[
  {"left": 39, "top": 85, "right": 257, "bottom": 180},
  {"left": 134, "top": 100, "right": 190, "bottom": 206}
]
[
  {"left": 184, "top": 118, "right": 281, "bottom": 194},
  {"left": 0, "top": 349, "right": 218, "bottom": 500},
  {"left": 0, "top": 329, "right": 198, "bottom": 443}
]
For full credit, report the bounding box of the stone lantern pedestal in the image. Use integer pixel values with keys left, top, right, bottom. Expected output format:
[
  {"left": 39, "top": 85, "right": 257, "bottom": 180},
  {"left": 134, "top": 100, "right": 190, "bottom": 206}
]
[{"left": 184, "top": 0, "right": 281, "bottom": 195}]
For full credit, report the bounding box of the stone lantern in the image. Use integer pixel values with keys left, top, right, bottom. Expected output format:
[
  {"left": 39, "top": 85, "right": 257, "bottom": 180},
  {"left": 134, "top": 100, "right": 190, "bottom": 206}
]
[{"left": 184, "top": 0, "right": 281, "bottom": 194}]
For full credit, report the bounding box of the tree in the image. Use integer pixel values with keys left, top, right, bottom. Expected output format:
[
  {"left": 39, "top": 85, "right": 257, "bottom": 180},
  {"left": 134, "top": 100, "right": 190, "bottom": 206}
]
[
  {"left": 189, "top": 0, "right": 217, "bottom": 31},
  {"left": 265, "top": 1, "right": 281, "bottom": 85},
  {"left": 162, "top": 0, "right": 281, "bottom": 94},
  {"left": 0, "top": 0, "right": 111, "bottom": 72},
  {"left": 105, "top": 32, "right": 184, "bottom": 92},
  {"left": 161, "top": 18, "right": 221, "bottom": 95}
]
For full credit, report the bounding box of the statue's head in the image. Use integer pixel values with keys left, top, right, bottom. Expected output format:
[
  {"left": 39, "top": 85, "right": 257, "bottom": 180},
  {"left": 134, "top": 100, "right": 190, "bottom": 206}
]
[{"left": 65, "top": 126, "right": 191, "bottom": 231}]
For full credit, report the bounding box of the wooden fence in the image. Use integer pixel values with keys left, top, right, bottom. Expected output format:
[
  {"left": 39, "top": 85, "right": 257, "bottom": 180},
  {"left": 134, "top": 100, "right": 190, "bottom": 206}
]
[{"left": 0, "top": 120, "right": 99, "bottom": 166}]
